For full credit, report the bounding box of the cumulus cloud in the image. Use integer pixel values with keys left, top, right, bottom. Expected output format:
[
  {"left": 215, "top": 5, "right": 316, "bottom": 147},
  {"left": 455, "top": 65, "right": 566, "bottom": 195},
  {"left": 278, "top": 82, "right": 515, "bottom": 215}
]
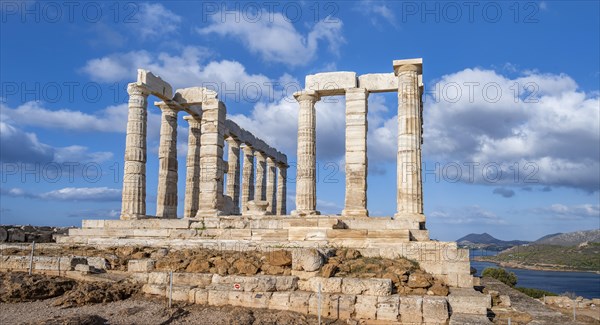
[
  {"left": 133, "top": 3, "right": 182, "bottom": 40},
  {"left": 81, "top": 46, "right": 281, "bottom": 101},
  {"left": 531, "top": 203, "right": 600, "bottom": 220},
  {"left": 197, "top": 10, "right": 344, "bottom": 66},
  {"left": 430, "top": 206, "right": 507, "bottom": 225},
  {"left": 356, "top": 0, "right": 397, "bottom": 28},
  {"left": 421, "top": 68, "right": 600, "bottom": 192},
  {"left": 1, "top": 187, "right": 121, "bottom": 201},
  {"left": 492, "top": 187, "right": 515, "bottom": 198}
]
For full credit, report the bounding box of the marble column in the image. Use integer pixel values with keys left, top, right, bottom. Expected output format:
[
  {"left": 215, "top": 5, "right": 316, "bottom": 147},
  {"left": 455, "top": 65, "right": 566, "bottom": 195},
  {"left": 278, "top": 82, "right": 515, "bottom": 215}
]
[
  {"left": 254, "top": 151, "right": 267, "bottom": 201},
  {"left": 292, "top": 90, "right": 320, "bottom": 216},
  {"left": 155, "top": 102, "right": 179, "bottom": 218},
  {"left": 266, "top": 157, "right": 277, "bottom": 214},
  {"left": 241, "top": 145, "right": 255, "bottom": 213},
  {"left": 276, "top": 163, "right": 287, "bottom": 215},
  {"left": 226, "top": 137, "right": 241, "bottom": 215},
  {"left": 342, "top": 88, "right": 369, "bottom": 217},
  {"left": 196, "top": 99, "right": 226, "bottom": 217},
  {"left": 121, "top": 83, "right": 150, "bottom": 220},
  {"left": 183, "top": 115, "right": 201, "bottom": 218},
  {"left": 394, "top": 59, "right": 425, "bottom": 226}
]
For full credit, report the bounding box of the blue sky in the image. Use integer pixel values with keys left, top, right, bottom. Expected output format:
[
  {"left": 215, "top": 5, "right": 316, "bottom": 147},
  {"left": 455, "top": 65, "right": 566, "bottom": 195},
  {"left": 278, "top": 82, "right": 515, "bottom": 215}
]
[{"left": 1, "top": 1, "right": 599, "bottom": 241}]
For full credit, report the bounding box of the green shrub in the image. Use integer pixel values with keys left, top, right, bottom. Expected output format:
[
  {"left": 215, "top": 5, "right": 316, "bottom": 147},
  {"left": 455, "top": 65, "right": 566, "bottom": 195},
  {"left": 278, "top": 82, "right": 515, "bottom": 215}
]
[
  {"left": 516, "top": 287, "right": 558, "bottom": 298},
  {"left": 482, "top": 267, "right": 518, "bottom": 287}
]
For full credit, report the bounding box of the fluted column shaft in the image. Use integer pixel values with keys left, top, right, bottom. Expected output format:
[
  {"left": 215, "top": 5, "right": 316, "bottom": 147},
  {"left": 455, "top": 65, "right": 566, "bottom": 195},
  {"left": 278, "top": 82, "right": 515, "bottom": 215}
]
[
  {"left": 254, "top": 151, "right": 267, "bottom": 201},
  {"left": 343, "top": 88, "right": 369, "bottom": 217},
  {"left": 226, "top": 137, "right": 241, "bottom": 215},
  {"left": 183, "top": 115, "right": 201, "bottom": 218},
  {"left": 293, "top": 90, "right": 320, "bottom": 216},
  {"left": 196, "top": 99, "right": 226, "bottom": 217},
  {"left": 276, "top": 164, "right": 287, "bottom": 215},
  {"left": 121, "top": 83, "right": 150, "bottom": 220},
  {"left": 266, "top": 157, "right": 277, "bottom": 214},
  {"left": 394, "top": 61, "right": 425, "bottom": 226},
  {"left": 241, "top": 145, "right": 255, "bottom": 213},
  {"left": 156, "top": 103, "right": 179, "bottom": 218}
]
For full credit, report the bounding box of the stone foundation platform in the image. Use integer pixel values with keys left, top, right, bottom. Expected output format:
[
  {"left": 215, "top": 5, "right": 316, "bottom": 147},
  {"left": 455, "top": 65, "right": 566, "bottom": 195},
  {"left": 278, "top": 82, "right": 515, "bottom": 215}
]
[{"left": 57, "top": 216, "right": 474, "bottom": 288}]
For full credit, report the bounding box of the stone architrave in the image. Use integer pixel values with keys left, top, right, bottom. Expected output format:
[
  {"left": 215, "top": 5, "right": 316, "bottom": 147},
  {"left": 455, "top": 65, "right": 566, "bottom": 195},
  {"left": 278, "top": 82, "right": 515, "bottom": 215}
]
[
  {"left": 342, "top": 88, "right": 369, "bottom": 217},
  {"left": 241, "top": 145, "right": 255, "bottom": 213},
  {"left": 121, "top": 83, "right": 150, "bottom": 220},
  {"left": 183, "top": 115, "right": 201, "bottom": 218},
  {"left": 254, "top": 151, "right": 267, "bottom": 202},
  {"left": 394, "top": 59, "right": 425, "bottom": 226},
  {"left": 155, "top": 102, "right": 179, "bottom": 218},
  {"left": 225, "top": 137, "right": 241, "bottom": 215},
  {"left": 196, "top": 99, "right": 226, "bottom": 217},
  {"left": 293, "top": 90, "right": 320, "bottom": 216},
  {"left": 266, "top": 157, "right": 277, "bottom": 215},
  {"left": 276, "top": 163, "right": 287, "bottom": 215}
]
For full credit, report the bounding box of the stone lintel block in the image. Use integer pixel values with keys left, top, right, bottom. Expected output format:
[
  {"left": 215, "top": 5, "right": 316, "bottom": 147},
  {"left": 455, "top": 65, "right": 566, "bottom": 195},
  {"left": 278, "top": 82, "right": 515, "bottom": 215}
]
[
  {"left": 173, "top": 87, "right": 218, "bottom": 105},
  {"left": 305, "top": 71, "right": 357, "bottom": 96},
  {"left": 128, "top": 259, "right": 155, "bottom": 272},
  {"left": 358, "top": 73, "right": 399, "bottom": 93},
  {"left": 392, "top": 58, "right": 423, "bottom": 74},
  {"left": 137, "top": 69, "right": 173, "bottom": 100},
  {"left": 376, "top": 295, "right": 400, "bottom": 321}
]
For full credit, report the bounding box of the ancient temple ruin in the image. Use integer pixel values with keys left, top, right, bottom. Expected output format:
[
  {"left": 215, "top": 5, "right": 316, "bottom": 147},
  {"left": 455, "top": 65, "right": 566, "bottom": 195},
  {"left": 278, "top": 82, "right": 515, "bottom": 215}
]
[{"left": 61, "top": 58, "right": 473, "bottom": 287}]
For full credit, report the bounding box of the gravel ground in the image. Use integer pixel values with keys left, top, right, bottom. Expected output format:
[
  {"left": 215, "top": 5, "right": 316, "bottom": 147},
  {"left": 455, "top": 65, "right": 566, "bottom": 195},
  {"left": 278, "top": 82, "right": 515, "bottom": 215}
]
[{"left": 0, "top": 296, "right": 347, "bottom": 325}]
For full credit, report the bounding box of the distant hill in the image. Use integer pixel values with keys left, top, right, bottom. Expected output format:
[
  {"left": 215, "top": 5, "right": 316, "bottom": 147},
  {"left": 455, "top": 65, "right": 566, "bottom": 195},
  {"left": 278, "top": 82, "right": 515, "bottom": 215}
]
[
  {"left": 535, "top": 232, "right": 563, "bottom": 242},
  {"left": 533, "top": 230, "right": 600, "bottom": 246},
  {"left": 457, "top": 233, "right": 529, "bottom": 250}
]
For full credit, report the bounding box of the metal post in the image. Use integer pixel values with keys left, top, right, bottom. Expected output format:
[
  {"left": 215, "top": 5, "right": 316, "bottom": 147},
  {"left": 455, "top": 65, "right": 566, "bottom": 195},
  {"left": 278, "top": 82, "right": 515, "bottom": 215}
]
[
  {"left": 169, "top": 271, "right": 173, "bottom": 308},
  {"left": 508, "top": 317, "right": 511, "bottom": 325},
  {"left": 573, "top": 300, "right": 576, "bottom": 321},
  {"left": 317, "top": 282, "right": 322, "bottom": 325},
  {"left": 28, "top": 241, "right": 35, "bottom": 275}
]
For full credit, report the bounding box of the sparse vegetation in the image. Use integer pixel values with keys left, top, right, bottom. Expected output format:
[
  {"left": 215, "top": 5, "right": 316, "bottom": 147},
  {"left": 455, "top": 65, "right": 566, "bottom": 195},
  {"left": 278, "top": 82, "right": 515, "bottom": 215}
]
[
  {"left": 515, "top": 287, "right": 558, "bottom": 298},
  {"left": 482, "top": 267, "right": 518, "bottom": 287}
]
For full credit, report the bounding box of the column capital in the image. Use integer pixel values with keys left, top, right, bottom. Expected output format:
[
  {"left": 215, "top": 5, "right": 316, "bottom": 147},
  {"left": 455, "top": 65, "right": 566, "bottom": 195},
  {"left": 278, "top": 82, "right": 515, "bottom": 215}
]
[
  {"left": 393, "top": 58, "right": 423, "bottom": 75},
  {"left": 225, "top": 136, "right": 241, "bottom": 146},
  {"left": 183, "top": 115, "right": 201, "bottom": 123},
  {"left": 155, "top": 101, "right": 181, "bottom": 115},
  {"left": 127, "top": 82, "right": 151, "bottom": 96},
  {"left": 277, "top": 162, "right": 289, "bottom": 169},
  {"left": 293, "top": 89, "right": 320, "bottom": 102},
  {"left": 254, "top": 150, "right": 267, "bottom": 160},
  {"left": 241, "top": 144, "right": 254, "bottom": 155}
]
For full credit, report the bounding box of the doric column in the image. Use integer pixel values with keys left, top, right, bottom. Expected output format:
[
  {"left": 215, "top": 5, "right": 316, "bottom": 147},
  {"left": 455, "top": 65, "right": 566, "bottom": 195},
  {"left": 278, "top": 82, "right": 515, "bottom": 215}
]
[
  {"left": 292, "top": 90, "right": 320, "bottom": 216},
  {"left": 183, "top": 115, "right": 201, "bottom": 218},
  {"left": 266, "top": 157, "right": 277, "bottom": 214},
  {"left": 394, "top": 59, "right": 425, "bottom": 227},
  {"left": 196, "top": 99, "right": 226, "bottom": 217},
  {"left": 225, "top": 137, "right": 241, "bottom": 215},
  {"left": 241, "top": 145, "right": 255, "bottom": 213},
  {"left": 342, "top": 88, "right": 369, "bottom": 217},
  {"left": 155, "top": 102, "right": 179, "bottom": 218},
  {"left": 254, "top": 151, "right": 267, "bottom": 201},
  {"left": 121, "top": 83, "right": 150, "bottom": 220},
  {"left": 276, "top": 163, "right": 287, "bottom": 215}
]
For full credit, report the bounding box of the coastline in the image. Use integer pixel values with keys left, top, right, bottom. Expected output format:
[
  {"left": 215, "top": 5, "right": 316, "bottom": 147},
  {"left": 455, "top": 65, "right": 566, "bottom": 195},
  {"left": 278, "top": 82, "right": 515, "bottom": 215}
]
[{"left": 472, "top": 256, "right": 600, "bottom": 274}]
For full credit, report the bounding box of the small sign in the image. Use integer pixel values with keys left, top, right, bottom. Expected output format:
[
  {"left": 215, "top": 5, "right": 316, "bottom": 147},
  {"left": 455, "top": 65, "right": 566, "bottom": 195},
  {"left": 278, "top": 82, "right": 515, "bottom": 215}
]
[{"left": 233, "top": 283, "right": 241, "bottom": 290}]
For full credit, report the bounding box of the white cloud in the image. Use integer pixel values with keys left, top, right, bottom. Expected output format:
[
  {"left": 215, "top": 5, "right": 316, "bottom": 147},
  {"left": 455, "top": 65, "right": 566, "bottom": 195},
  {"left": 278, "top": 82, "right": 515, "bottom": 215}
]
[
  {"left": 356, "top": 1, "right": 397, "bottom": 28},
  {"left": 1, "top": 186, "right": 121, "bottom": 201},
  {"left": 133, "top": 3, "right": 182, "bottom": 40},
  {"left": 197, "top": 10, "right": 344, "bottom": 66},
  {"left": 421, "top": 68, "right": 600, "bottom": 191},
  {"left": 531, "top": 203, "right": 600, "bottom": 220},
  {"left": 430, "top": 206, "right": 507, "bottom": 225},
  {"left": 81, "top": 47, "right": 281, "bottom": 101}
]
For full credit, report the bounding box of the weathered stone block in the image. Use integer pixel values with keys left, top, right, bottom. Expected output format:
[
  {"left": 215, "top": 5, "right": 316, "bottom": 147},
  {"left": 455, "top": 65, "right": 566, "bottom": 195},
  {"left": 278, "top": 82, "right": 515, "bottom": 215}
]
[
  {"left": 292, "top": 248, "right": 324, "bottom": 271},
  {"left": 207, "top": 290, "right": 229, "bottom": 306},
  {"left": 299, "top": 277, "right": 342, "bottom": 293},
  {"left": 142, "top": 284, "right": 165, "bottom": 296},
  {"left": 172, "top": 272, "right": 212, "bottom": 287},
  {"left": 448, "top": 289, "right": 491, "bottom": 315},
  {"left": 342, "top": 278, "right": 393, "bottom": 296},
  {"left": 399, "top": 296, "right": 423, "bottom": 324},
  {"left": 289, "top": 291, "right": 312, "bottom": 314},
  {"left": 328, "top": 294, "right": 356, "bottom": 319},
  {"left": 148, "top": 272, "right": 168, "bottom": 285},
  {"left": 171, "top": 286, "right": 192, "bottom": 302},
  {"left": 422, "top": 296, "right": 449, "bottom": 324},
  {"left": 194, "top": 288, "right": 209, "bottom": 305},
  {"left": 128, "top": 259, "right": 155, "bottom": 272},
  {"left": 376, "top": 295, "right": 400, "bottom": 321},
  {"left": 269, "top": 292, "right": 291, "bottom": 311},
  {"left": 355, "top": 295, "right": 377, "bottom": 320}
]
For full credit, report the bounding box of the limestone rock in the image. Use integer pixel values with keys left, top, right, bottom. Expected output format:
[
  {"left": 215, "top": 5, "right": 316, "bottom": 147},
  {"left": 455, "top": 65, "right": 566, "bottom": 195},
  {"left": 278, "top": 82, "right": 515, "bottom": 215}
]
[
  {"left": 267, "top": 250, "right": 292, "bottom": 267},
  {"left": 321, "top": 264, "right": 338, "bottom": 278},
  {"left": 292, "top": 248, "right": 323, "bottom": 272},
  {"left": 232, "top": 259, "right": 258, "bottom": 276},
  {"left": 408, "top": 272, "right": 433, "bottom": 288},
  {"left": 186, "top": 259, "right": 211, "bottom": 273},
  {"left": 428, "top": 283, "right": 449, "bottom": 296}
]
